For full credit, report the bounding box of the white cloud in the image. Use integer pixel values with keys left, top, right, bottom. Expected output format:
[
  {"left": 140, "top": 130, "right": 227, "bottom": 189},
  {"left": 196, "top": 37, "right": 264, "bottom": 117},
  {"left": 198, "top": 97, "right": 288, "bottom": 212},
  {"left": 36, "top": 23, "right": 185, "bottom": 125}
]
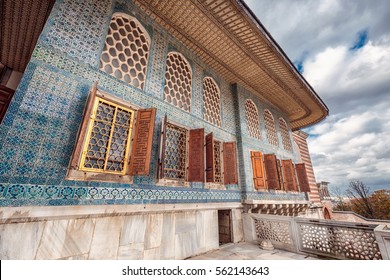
[{"left": 244, "top": 0, "right": 390, "bottom": 191}]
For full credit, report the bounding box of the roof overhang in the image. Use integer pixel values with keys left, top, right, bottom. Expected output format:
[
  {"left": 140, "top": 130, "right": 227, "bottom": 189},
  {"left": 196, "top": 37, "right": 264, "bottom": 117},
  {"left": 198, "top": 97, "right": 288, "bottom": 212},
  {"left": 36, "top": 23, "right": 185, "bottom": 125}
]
[{"left": 134, "top": 0, "right": 329, "bottom": 130}]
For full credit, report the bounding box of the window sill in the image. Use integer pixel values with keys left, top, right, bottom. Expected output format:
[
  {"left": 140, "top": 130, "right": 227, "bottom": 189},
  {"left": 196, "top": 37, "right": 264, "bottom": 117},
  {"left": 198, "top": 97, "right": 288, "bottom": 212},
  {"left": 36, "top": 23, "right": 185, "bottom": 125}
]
[{"left": 66, "top": 169, "right": 133, "bottom": 184}]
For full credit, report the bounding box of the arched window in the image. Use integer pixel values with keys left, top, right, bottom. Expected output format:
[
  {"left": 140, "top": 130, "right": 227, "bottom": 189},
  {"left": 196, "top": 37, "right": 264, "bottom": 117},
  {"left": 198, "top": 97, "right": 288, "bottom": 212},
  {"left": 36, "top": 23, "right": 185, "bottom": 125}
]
[
  {"left": 245, "top": 99, "right": 261, "bottom": 140},
  {"left": 279, "top": 118, "right": 292, "bottom": 151},
  {"left": 264, "top": 110, "right": 278, "bottom": 146},
  {"left": 100, "top": 13, "right": 150, "bottom": 90},
  {"left": 163, "top": 52, "right": 192, "bottom": 112},
  {"left": 203, "top": 77, "right": 221, "bottom": 127}
]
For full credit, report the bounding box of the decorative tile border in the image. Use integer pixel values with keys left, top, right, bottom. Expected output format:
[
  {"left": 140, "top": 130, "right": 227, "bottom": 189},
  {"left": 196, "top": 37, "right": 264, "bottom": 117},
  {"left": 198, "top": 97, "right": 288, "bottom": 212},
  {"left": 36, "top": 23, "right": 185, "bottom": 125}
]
[{"left": 0, "top": 183, "right": 242, "bottom": 207}]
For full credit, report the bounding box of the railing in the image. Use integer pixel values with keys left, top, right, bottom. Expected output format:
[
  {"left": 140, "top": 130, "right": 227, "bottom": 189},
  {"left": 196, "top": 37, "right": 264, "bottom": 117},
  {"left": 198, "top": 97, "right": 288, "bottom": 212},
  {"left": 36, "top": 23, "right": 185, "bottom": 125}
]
[{"left": 245, "top": 214, "right": 388, "bottom": 260}]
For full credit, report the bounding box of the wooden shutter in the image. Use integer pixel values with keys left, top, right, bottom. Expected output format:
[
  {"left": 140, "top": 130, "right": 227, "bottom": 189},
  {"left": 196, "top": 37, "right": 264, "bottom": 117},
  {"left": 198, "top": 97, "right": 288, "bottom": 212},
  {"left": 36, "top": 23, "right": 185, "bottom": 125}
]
[
  {"left": 295, "top": 163, "right": 311, "bottom": 192},
  {"left": 188, "top": 128, "right": 205, "bottom": 182},
  {"left": 223, "top": 142, "right": 238, "bottom": 185},
  {"left": 277, "top": 159, "right": 284, "bottom": 191},
  {"left": 282, "top": 159, "right": 298, "bottom": 191},
  {"left": 251, "top": 151, "right": 266, "bottom": 190},
  {"left": 157, "top": 115, "right": 168, "bottom": 179},
  {"left": 205, "top": 132, "right": 215, "bottom": 182},
  {"left": 128, "top": 108, "right": 156, "bottom": 175},
  {"left": 70, "top": 82, "right": 97, "bottom": 169},
  {"left": 0, "top": 85, "right": 14, "bottom": 124},
  {"left": 264, "top": 154, "right": 280, "bottom": 190}
]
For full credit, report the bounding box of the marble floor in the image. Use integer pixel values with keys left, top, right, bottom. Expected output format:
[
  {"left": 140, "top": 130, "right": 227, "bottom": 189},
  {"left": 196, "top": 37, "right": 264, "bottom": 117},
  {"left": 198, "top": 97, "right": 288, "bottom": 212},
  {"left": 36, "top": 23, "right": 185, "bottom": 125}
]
[{"left": 187, "top": 242, "right": 320, "bottom": 260}]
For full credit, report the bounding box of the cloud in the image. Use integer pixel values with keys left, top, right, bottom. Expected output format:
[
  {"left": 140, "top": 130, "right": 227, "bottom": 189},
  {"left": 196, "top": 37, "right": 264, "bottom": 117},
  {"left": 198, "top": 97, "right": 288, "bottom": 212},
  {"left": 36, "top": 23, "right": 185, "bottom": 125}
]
[{"left": 244, "top": 0, "right": 390, "bottom": 190}]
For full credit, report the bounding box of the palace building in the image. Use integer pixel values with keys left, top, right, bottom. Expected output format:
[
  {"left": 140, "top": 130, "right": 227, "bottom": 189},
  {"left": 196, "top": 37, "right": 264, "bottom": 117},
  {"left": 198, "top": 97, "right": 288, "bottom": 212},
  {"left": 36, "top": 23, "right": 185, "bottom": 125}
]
[{"left": 0, "top": 0, "right": 329, "bottom": 259}]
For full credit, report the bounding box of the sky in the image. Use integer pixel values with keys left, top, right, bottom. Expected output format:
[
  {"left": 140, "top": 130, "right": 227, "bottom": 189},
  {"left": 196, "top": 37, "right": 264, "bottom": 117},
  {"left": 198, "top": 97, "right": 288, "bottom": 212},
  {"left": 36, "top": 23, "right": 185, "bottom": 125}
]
[{"left": 244, "top": 0, "right": 390, "bottom": 192}]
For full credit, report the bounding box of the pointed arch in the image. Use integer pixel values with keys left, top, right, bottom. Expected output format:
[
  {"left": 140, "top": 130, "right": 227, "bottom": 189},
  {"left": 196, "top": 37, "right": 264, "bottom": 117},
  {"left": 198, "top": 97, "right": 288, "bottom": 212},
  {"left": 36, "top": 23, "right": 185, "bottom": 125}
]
[
  {"left": 279, "top": 117, "right": 292, "bottom": 151},
  {"left": 100, "top": 13, "right": 150, "bottom": 89},
  {"left": 203, "top": 77, "right": 221, "bottom": 127},
  {"left": 163, "top": 51, "right": 192, "bottom": 112},
  {"left": 264, "top": 109, "right": 278, "bottom": 146},
  {"left": 245, "top": 99, "right": 261, "bottom": 140}
]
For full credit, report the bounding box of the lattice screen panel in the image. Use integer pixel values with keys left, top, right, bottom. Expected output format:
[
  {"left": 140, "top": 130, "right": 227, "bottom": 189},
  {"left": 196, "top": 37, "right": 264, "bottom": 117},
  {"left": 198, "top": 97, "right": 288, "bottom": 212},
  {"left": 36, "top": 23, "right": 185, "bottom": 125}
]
[
  {"left": 214, "top": 140, "right": 222, "bottom": 184},
  {"left": 163, "top": 122, "right": 188, "bottom": 180},
  {"left": 245, "top": 99, "right": 261, "bottom": 140},
  {"left": 164, "top": 52, "right": 192, "bottom": 112},
  {"left": 279, "top": 118, "right": 292, "bottom": 152},
  {"left": 82, "top": 99, "right": 133, "bottom": 174},
  {"left": 100, "top": 14, "right": 150, "bottom": 89},
  {"left": 264, "top": 110, "right": 278, "bottom": 146},
  {"left": 203, "top": 77, "right": 221, "bottom": 127}
]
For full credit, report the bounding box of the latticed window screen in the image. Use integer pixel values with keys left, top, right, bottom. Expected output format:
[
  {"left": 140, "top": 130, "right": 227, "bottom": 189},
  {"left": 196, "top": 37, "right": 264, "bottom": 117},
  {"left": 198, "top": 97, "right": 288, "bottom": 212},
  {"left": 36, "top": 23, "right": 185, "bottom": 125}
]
[
  {"left": 163, "top": 122, "right": 188, "bottom": 180},
  {"left": 245, "top": 99, "right": 261, "bottom": 140},
  {"left": 279, "top": 118, "right": 292, "bottom": 152},
  {"left": 164, "top": 52, "right": 192, "bottom": 112},
  {"left": 80, "top": 97, "right": 134, "bottom": 174},
  {"left": 264, "top": 110, "right": 278, "bottom": 146},
  {"left": 100, "top": 13, "right": 150, "bottom": 89},
  {"left": 214, "top": 140, "right": 223, "bottom": 184},
  {"left": 203, "top": 77, "right": 221, "bottom": 127}
]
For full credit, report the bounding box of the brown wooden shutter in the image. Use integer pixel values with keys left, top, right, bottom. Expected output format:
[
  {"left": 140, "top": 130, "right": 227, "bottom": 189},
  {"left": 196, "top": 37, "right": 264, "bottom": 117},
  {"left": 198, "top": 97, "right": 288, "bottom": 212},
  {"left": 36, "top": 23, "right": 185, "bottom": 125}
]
[
  {"left": 264, "top": 154, "right": 280, "bottom": 190},
  {"left": 277, "top": 159, "right": 284, "bottom": 191},
  {"left": 70, "top": 82, "right": 97, "bottom": 169},
  {"left": 251, "top": 151, "right": 266, "bottom": 190},
  {"left": 205, "top": 132, "right": 215, "bottom": 182},
  {"left": 282, "top": 159, "right": 298, "bottom": 191},
  {"left": 223, "top": 142, "right": 238, "bottom": 185},
  {"left": 0, "top": 85, "right": 14, "bottom": 123},
  {"left": 128, "top": 108, "right": 156, "bottom": 175},
  {"left": 157, "top": 115, "right": 168, "bottom": 179},
  {"left": 295, "top": 163, "right": 311, "bottom": 192},
  {"left": 188, "top": 128, "right": 205, "bottom": 182}
]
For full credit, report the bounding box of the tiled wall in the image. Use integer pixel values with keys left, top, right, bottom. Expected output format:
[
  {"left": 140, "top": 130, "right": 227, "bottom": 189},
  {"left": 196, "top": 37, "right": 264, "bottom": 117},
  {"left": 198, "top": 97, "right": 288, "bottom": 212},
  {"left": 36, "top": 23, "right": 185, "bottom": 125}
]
[{"left": 0, "top": 0, "right": 305, "bottom": 207}]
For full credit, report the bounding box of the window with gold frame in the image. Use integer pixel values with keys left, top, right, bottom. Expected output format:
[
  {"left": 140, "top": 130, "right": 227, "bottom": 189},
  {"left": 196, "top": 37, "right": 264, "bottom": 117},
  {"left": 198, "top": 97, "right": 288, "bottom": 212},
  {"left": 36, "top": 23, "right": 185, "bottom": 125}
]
[
  {"left": 79, "top": 97, "right": 135, "bottom": 175},
  {"left": 67, "top": 82, "right": 156, "bottom": 182}
]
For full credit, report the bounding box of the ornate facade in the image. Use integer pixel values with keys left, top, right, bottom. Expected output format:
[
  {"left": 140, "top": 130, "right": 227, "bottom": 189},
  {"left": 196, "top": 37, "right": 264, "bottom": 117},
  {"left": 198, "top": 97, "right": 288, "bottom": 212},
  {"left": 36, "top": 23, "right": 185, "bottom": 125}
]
[{"left": 0, "top": 0, "right": 328, "bottom": 259}]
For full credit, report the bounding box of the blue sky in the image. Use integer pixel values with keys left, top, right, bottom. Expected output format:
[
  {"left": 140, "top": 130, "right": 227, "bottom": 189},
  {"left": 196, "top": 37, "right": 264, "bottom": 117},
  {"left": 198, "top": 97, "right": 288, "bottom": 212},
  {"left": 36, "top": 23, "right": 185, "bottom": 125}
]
[{"left": 244, "top": 0, "right": 390, "bottom": 192}]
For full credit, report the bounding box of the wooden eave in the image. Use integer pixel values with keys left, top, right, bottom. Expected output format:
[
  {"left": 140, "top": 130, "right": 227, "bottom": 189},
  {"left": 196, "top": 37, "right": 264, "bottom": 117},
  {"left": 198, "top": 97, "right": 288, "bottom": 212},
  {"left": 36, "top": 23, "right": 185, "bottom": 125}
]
[{"left": 135, "top": 0, "right": 328, "bottom": 130}]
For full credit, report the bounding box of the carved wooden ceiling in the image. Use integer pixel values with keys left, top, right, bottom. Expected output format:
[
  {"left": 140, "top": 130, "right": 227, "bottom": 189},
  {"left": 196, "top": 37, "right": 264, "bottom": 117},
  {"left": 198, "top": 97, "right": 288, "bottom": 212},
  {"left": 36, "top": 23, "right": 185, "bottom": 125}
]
[
  {"left": 0, "top": 0, "right": 55, "bottom": 72},
  {"left": 134, "top": 0, "right": 328, "bottom": 130}
]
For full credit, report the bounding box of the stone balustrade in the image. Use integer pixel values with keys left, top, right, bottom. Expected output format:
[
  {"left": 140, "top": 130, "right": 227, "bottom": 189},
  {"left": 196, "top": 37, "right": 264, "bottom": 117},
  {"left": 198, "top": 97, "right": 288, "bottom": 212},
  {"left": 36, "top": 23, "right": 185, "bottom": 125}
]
[{"left": 243, "top": 213, "right": 389, "bottom": 260}]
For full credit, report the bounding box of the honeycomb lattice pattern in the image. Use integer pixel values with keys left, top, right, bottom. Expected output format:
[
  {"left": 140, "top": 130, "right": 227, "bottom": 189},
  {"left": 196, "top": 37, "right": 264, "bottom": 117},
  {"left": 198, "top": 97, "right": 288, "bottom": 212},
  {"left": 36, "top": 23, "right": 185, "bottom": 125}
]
[
  {"left": 264, "top": 110, "right": 278, "bottom": 146},
  {"left": 83, "top": 99, "right": 133, "bottom": 173},
  {"left": 100, "top": 13, "right": 150, "bottom": 89},
  {"left": 163, "top": 122, "right": 188, "bottom": 180},
  {"left": 164, "top": 52, "right": 192, "bottom": 112},
  {"left": 203, "top": 77, "right": 221, "bottom": 127},
  {"left": 214, "top": 140, "right": 222, "bottom": 184},
  {"left": 255, "top": 219, "right": 292, "bottom": 245},
  {"left": 299, "top": 223, "right": 382, "bottom": 260},
  {"left": 279, "top": 118, "right": 292, "bottom": 152},
  {"left": 245, "top": 99, "right": 261, "bottom": 140}
]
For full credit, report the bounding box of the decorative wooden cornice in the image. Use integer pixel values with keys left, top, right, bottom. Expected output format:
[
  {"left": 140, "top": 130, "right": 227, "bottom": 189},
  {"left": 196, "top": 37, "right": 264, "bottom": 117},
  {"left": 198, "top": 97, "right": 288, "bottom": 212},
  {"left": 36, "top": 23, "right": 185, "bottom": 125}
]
[{"left": 135, "top": 0, "right": 329, "bottom": 130}]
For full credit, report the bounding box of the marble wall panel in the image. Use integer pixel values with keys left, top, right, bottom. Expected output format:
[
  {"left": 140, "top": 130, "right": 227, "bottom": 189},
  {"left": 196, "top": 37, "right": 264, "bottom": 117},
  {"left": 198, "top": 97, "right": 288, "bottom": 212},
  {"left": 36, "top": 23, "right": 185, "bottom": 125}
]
[
  {"left": 88, "top": 216, "right": 123, "bottom": 259},
  {"left": 0, "top": 221, "right": 45, "bottom": 259},
  {"left": 144, "top": 213, "right": 163, "bottom": 249},
  {"left": 120, "top": 214, "right": 147, "bottom": 246},
  {"left": 117, "top": 242, "right": 144, "bottom": 260},
  {"left": 160, "top": 213, "right": 175, "bottom": 259}
]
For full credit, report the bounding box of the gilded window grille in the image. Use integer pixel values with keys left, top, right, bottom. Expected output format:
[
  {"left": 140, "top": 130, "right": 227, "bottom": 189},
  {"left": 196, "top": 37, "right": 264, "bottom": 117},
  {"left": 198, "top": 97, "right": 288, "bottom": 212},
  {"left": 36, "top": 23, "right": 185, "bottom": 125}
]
[
  {"left": 279, "top": 118, "right": 292, "bottom": 152},
  {"left": 163, "top": 122, "right": 188, "bottom": 180},
  {"left": 245, "top": 99, "right": 261, "bottom": 140},
  {"left": 203, "top": 77, "right": 221, "bottom": 127},
  {"left": 100, "top": 13, "right": 150, "bottom": 90},
  {"left": 264, "top": 109, "right": 278, "bottom": 146},
  {"left": 214, "top": 140, "right": 223, "bottom": 184},
  {"left": 163, "top": 52, "right": 192, "bottom": 112},
  {"left": 80, "top": 97, "right": 134, "bottom": 174}
]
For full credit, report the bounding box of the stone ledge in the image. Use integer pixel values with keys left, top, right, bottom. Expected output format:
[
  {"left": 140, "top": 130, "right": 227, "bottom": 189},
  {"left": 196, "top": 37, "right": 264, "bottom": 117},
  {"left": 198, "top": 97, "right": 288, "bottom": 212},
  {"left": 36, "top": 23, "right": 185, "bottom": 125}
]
[{"left": 0, "top": 202, "right": 243, "bottom": 223}]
